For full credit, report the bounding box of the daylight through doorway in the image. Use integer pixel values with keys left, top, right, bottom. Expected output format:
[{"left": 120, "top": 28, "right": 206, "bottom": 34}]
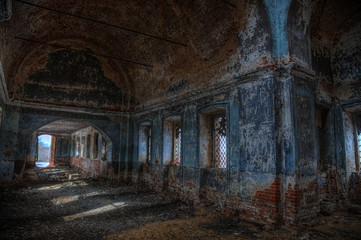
[{"left": 37, "top": 135, "right": 53, "bottom": 168}]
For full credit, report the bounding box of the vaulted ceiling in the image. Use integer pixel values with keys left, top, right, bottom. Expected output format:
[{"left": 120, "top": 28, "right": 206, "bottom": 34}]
[
  {"left": 2, "top": 0, "right": 360, "bottom": 112},
  {"left": 36, "top": 119, "right": 89, "bottom": 135},
  {"left": 0, "top": 0, "right": 245, "bottom": 111}
]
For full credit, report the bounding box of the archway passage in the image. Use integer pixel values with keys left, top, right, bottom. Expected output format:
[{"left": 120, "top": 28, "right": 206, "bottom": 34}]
[
  {"left": 36, "top": 134, "right": 53, "bottom": 168},
  {"left": 25, "top": 119, "right": 112, "bottom": 179}
]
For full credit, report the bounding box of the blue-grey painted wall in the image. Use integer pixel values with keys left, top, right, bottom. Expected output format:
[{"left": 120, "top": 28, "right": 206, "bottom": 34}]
[
  {"left": 229, "top": 98, "right": 240, "bottom": 171},
  {"left": 151, "top": 116, "right": 162, "bottom": 165},
  {"left": 264, "top": 0, "right": 292, "bottom": 58},
  {"left": 182, "top": 106, "right": 198, "bottom": 168},
  {"left": 239, "top": 77, "right": 276, "bottom": 174}
]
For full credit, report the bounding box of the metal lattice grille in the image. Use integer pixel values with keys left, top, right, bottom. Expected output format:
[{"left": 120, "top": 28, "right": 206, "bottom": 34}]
[
  {"left": 81, "top": 135, "right": 85, "bottom": 157},
  {"left": 214, "top": 116, "right": 227, "bottom": 168},
  {"left": 173, "top": 125, "right": 181, "bottom": 166},
  {"left": 358, "top": 134, "right": 361, "bottom": 165},
  {"left": 72, "top": 136, "right": 76, "bottom": 157},
  {"left": 86, "top": 135, "right": 91, "bottom": 158},
  {"left": 76, "top": 136, "right": 80, "bottom": 157},
  {"left": 147, "top": 127, "right": 152, "bottom": 162}
]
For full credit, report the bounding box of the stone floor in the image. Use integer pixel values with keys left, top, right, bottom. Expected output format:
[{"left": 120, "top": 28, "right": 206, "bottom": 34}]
[{"left": 0, "top": 166, "right": 360, "bottom": 240}]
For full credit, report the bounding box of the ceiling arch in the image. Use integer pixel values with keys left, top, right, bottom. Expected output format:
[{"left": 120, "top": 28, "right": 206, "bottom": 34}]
[{"left": 0, "top": 0, "right": 244, "bottom": 110}]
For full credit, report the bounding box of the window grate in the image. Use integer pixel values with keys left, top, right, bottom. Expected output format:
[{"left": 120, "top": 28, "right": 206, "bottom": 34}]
[
  {"left": 72, "top": 136, "right": 76, "bottom": 157},
  {"left": 101, "top": 137, "right": 107, "bottom": 160},
  {"left": 86, "top": 135, "right": 91, "bottom": 158},
  {"left": 147, "top": 127, "right": 152, "bottom": 163},
  {"left": 173, "top": 125, "right": 181, "bottom": 166},
  {"left": 214, "top": 116, "right": 227, "bottom": 168},
  {"left": 81, "top": 135, "right": 85, "bottom": 158},
  {"left": 76, "top": 136, "right": 80, "bottom": 157},
  {"left": 358, "top": 134, "right": 361, "bottom": 165}
]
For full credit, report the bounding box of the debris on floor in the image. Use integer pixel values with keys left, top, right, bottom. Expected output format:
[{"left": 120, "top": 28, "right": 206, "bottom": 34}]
[{"left": 0, "top": 166, "right": 360, "bottom": 240}]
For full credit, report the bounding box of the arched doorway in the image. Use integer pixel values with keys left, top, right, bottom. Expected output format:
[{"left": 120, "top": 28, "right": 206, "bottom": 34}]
[{"left": 25, "top": 119, "right": 113, "bottom": 178}]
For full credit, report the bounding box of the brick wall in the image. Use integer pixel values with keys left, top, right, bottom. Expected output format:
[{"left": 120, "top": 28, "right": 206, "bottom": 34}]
[
  {"left": 349, "top": 172, "right": 361, "bottom": 206},
  {"left": 70, "top": 157, "right": 109, "bottom": 178},
  {"left": 54, "top": 156, "right": 70, "bottom": 166}
]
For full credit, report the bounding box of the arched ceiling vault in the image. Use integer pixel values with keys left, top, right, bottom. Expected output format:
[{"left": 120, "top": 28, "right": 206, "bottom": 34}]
[
  {"left": 0, "top": 0, "right": 246, "bottom": 111},
  {"left": 311, "top": 0, "right": 361, "bottom": 48}
]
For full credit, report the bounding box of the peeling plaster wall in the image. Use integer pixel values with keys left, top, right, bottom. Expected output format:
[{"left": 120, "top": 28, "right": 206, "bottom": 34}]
[
  {"left": 0, "top": 103, "right": 16, "bottom": 181},
  {"left": 121, "top": 69, "right": 322, "bottom": 227},
  {"left": 0, "top": 106, "right": 20, "bottom": 162},
  {"left": 264, "top": 0, "right": 292, "bottom": 58},
  {"left": 343, "top": 112, "right": 357, "bottom": 174},
  {"left": 239, "top": 77, "right": 276, "bottom": 174},
  {"left": 333, "top": 23, "right": 361, "bottom": 103},
  {"left": 288, "top": 0, "right": 313, "bottom": 66},
  {"left": 0, "top": 0, "right": 360, "bottom": 228},
  {"left": 117, "top": 52, "right": 360, "bottom": 227},
  {"left": 311, "top": 1, "right": 361, "bottom": 104},
  {"left": 237, "top": 0, "right": 272, "bottom": 71},
  {"left": 0, "top": 106, "right": 21, "bottom": 178},
  {"left": 293, "top": 85, "right": 319, "bottom": 222},
  {"left": 308, "top": 0, "right": 361, "bottom": 215}
]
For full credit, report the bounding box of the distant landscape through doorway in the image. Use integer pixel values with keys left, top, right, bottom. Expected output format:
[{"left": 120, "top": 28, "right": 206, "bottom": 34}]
[{"left": 37, "top": 134, "right": 53, "bottom": 168}]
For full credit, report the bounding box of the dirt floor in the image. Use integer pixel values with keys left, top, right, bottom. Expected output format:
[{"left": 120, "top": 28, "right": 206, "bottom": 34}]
[{"left": 0, "top": 166, "right": 361, "bottom": 240}]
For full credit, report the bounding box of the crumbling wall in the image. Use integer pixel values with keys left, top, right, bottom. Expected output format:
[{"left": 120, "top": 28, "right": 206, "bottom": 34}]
[
  {"left": 292, "top": 84, "right": 320, "bottom": 223},
  {"left": 0, "top": 0, "right": 359, "bottom": 229},
  {"left": 309, "top": 0, "right": 361, "bottom": 215},
  {"left": 69, "top": 125, "right": 116, "bottom": 178},
  {"left": 0, "top": 106, "right": 21, "bottom": 180},
  {"left": 124, "top": 68, "right": 320, "bottom": 228},
  {"left": 333, "top": 23, "right": 361, "bottom": 103}
]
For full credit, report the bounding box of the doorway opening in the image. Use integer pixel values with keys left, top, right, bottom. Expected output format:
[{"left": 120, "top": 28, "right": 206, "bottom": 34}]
[{"left": 37, "top": 134, "right": 53, "bottom": 168}]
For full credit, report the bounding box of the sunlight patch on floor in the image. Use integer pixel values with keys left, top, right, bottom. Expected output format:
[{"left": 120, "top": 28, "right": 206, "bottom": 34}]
[
  {"left": 63, "top": 202, "right": 127, "bottom": 221},
  {"left": 51, "top": 191, "right": 105, "bottom": 205},
  {"left": 37, "top": 181, "right": 89, "bottom": 191}
]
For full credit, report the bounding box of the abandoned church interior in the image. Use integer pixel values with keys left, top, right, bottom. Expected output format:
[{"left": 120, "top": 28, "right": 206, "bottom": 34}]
[{"left": 1, "top": 0, "right": 361, "bottom": 238}]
